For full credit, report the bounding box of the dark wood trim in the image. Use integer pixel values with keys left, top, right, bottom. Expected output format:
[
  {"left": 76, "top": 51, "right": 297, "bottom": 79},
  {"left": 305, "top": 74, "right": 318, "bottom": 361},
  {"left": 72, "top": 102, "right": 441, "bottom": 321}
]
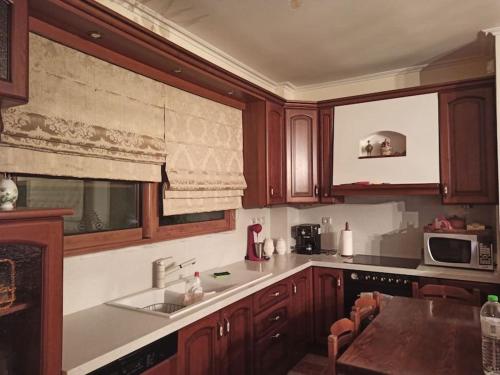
[
  {"left": 142, "top": 182, "right": 155, "bottom": 239},
  {"left": 332, "top": 183, "right": 441, "bottom": 196},
  {"left": 0, "top": 0, "right": 28, "bottom": 107},
  {"left": 28, "top": 17, "right": 246, "bottom": 110},
  {"left": 64, "top": 227, "right": 143, "bottom": 256},
  {"left": 0, "top": 208, "right": 74, "bottom": 220},
  {"left": 319, "top": 76, "right": 495, "bottom": 108}
]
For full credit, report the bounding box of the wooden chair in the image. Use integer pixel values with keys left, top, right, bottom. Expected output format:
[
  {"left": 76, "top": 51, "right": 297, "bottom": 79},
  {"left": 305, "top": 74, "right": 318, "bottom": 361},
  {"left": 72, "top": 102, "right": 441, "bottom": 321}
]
[
  {"left": 412, "top": 282, "right": 481, "bottom": 306},
  {"left": 350, "top": 295, "right": 378, "bottom": 336},
  {"left": 327, "top": 318, "right": 355, "bottom": 375}
]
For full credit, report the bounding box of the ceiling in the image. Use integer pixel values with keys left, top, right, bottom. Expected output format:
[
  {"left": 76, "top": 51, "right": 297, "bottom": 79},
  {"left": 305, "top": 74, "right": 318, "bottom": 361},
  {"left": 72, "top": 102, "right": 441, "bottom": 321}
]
[{"left": 136, "top": 0, "right": 499, "bottom": 86}]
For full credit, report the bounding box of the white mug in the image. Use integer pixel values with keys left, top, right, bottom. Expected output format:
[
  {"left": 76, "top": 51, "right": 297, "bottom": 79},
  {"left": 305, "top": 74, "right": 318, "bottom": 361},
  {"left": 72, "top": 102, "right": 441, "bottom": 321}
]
[
  {"left": 276, "top": 238, "right": 287, "bottom": 255},
  {"left": 263, "top": 238, "right": 274, "bottom": 257}
]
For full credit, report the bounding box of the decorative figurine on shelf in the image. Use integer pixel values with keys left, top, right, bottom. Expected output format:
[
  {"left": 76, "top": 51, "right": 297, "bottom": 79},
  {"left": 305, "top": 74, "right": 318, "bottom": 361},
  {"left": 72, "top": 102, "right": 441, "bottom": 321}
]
[
  {"left": 365, "top": 140, "right": 373, "bottom": 156},
  {"left": 0, "top": 173, "right": 18, "bottom": 211},
  {"left": 380, "top": 138, "right": 392, "bottom": 156}
]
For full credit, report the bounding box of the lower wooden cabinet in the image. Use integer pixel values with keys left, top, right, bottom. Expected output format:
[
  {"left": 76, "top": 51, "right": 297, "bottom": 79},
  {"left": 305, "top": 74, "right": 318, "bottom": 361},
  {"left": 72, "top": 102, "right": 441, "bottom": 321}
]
[
  {"left": 254, "top": 323, "right": 291, "bottom": 375},
  {"left": 313, "top": 267, "right": 344, "bottom": 348},
  {"left": 289, "top": 268, "right": 313, "bottom": 365},
  {"left": 177, "top": 297, "right": 253, "bottom": 375}
]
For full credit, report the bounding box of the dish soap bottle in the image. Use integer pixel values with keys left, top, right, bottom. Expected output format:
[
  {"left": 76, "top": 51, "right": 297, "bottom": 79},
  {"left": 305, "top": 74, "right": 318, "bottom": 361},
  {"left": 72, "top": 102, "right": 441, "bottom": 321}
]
[{"left": 184, "top": 272, "right": 204, "bottom": 305}]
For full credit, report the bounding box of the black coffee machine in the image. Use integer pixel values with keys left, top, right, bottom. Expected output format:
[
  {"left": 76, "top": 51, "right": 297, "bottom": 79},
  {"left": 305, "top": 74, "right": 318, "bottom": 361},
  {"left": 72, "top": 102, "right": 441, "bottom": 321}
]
[{"left": 291, "top": 224, "right": 321, "bottom": 254}]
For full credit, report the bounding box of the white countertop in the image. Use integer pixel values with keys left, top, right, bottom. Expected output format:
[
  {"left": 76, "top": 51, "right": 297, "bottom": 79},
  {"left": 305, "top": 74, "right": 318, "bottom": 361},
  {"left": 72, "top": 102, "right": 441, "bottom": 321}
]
[{"left": 63, "top": 253, "right": 500, "bottom": 374}]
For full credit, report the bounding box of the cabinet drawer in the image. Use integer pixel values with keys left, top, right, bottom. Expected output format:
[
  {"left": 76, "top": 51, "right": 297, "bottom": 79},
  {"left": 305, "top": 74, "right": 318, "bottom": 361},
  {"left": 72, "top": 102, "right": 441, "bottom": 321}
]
[
  {"left": 253, "top": 280, "right": 289, "bottom": 314},
  {"left": 254, "top": 324, "right": 290, "bottom": 375},
  {"left": 254, "top": 299, "right": 289, "bottom": 339}
]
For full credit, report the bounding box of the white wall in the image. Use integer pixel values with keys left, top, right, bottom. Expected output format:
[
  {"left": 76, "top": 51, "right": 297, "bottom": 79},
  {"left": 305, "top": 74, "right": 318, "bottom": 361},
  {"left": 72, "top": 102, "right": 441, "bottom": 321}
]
[
  {"left": 296, "top": 196, "right": 496, "bottom": 259},
  {"left": 63, "top": 208, "right": 270, "bottom": 315}
]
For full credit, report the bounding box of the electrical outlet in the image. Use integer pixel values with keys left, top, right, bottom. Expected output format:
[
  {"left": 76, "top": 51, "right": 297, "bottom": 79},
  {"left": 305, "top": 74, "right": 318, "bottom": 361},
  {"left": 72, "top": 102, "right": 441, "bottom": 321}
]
[
  {"left": 251, "top": 217, "right": 258, "bottom": 224},
  {"left": 260, "top": 216, "right": 265, "bottom": 225},
  {"left": 322, "top": 217, "right": 331, "bottom": 224}
]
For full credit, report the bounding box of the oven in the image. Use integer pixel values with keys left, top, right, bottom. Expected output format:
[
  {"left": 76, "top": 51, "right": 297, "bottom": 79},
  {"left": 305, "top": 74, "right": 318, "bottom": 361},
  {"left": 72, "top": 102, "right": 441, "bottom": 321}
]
[{"left": 343, "top": 270, "right": 417, "bottom": 316}]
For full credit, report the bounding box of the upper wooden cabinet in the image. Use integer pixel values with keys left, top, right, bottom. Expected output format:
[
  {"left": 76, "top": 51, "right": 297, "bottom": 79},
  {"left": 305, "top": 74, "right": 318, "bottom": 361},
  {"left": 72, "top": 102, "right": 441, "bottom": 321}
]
[
  {"left": 243, "top": 100, "right": 286, "bottom": 208},
  {"left": 0, "top": 0, "right": 28, "bottom": 107},
  {"left": 439, "top": 81, "right": 498, "bottom": 204},
  {"left": 285, "top": 107, "right": 319, "bottom": 203}
]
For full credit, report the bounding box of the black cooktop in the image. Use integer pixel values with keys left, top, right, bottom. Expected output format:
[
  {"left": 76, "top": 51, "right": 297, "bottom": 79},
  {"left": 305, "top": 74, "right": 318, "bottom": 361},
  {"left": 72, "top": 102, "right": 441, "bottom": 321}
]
[{"left": 351, "top": 255, "right": 421, "bottom": 269}]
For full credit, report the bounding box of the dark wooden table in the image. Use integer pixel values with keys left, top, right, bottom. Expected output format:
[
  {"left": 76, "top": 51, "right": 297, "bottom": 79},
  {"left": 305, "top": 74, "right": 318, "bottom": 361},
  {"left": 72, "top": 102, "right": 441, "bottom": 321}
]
[{"left": 337, "top": 296, "right": 483, "bottom": 375}]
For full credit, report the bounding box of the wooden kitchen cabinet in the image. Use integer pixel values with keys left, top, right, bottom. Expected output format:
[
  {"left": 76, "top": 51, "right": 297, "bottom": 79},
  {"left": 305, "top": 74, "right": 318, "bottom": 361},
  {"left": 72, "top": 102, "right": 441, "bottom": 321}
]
[
  {"left": 313, "top": 267, "right": 344, "bottom": 349},
  {"left": 0, "top": 0, "right": 28, "bottom": 107},
  {"left": 289, "top": 268, "right": 313, "bottom": 365},
  {"left": 0, "top": 209, "right": 71, "bottom": 375},
  {"left": 242, "top": 100, "right": 286, "bottom": 207},
  {"left": 286, "top": 107, "right": 319, "bottom": 203},
  {"left": 220, "top": 297, "right": 253, "bottom": 375},
  {"left": 177, "top": 297, "right": 253, "bottom": 375},
  {"left": 254, "top": 323, "right": 291, "bottom": 375},
  {"left": 439, "top": 81, "right": 498, "bottom": 204}
]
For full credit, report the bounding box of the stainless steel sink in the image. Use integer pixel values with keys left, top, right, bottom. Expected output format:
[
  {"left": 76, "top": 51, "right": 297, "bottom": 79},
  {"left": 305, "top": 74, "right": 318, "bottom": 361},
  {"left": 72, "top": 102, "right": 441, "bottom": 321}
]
[{"left": 107, "top": 269, "right": 272, "bottom": 318}]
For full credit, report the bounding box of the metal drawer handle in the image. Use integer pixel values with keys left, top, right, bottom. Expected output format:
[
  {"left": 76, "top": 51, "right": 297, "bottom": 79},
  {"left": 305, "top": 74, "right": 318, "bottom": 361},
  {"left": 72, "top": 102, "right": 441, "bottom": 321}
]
[
  {"left": 270, "top": 186, "right": 274, "bottom": 197},
  {"left": 271, "top": 333, "right": 281, "bottom": 340},
  {"left": 270, "top": 314, "right": 281, "bottom": 322},
  {"left": 225, "top": 318, "right": 230, "bottom": 334},
  {"left": 218, "top": 322, "right": 224, "bottom": 338},
  {"left": 270, "top": 291, "right": 280, "bottom": 297},
  {"left": 292, "top": 282, "right": 297, "bottom": 295}
]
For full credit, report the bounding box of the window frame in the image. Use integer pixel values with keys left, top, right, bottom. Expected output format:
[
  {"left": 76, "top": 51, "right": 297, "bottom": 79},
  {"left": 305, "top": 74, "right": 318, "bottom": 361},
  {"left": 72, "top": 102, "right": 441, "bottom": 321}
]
[
  {"left": 64, "top": 183, "right": 235, "bottom": 256},
  {"left": 143, "top": 183, "right": 236, "bottom": 242}
]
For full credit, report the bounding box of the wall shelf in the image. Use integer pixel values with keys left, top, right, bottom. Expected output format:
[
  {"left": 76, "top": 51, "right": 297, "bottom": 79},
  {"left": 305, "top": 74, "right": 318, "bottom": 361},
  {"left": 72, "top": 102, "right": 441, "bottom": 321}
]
[{"left": 358, "top": 153, "right": 406, "bottom": 160}]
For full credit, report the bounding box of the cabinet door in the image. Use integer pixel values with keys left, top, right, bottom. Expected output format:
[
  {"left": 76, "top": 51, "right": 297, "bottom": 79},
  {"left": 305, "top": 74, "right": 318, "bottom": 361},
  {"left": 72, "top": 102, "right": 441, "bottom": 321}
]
[
  {"left": 286, "top": 108, "right": 319, "bottom": 203},
  {"left": 221, "top": 297, "right": 253, "bottom": 375},
  {"left": 0, "top": 0, "right": 28, "bottom": 106},
  {"left": 290, "top": 268, "right": 313, "bottom": 365},
  {"left": 177, "top": 312, "right": 222, "bottom": 375},
  {"left": 266, "top": 101, "right": 286, "bottom": 204},
  {"left": 319, "top": 107, "right": 334, "bottom": 202},
  {"left": 313, "top": 267, "right": 344, "bottom": 348},
  {"left": 439, "top": 83, "right": 498, "bottom": 204},
  {"left": 254, "top": 324, "right": 290, "bottom": 375}
]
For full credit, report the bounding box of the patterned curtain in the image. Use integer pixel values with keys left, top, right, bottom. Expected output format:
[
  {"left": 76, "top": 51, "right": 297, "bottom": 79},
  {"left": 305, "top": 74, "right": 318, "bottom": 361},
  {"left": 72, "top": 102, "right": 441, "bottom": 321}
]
[
  {"left": 162, "top": 87, "right": 246, "bottom": 215},
  {"left": 0, "top": 34, "right": 166, "bottom": 182}
]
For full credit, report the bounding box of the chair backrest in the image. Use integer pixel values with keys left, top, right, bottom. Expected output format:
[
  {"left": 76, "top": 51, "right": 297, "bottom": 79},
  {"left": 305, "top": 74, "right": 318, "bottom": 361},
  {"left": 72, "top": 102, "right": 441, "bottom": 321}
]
[
  {"left": 328, "top": 318, "right": 355, "bottom": 375},
  {"left": 350, "top": 294, "right": 379, "bottom": 335},
  {"left": 412, "top": 282, "right": 481, "bottom": 306}
]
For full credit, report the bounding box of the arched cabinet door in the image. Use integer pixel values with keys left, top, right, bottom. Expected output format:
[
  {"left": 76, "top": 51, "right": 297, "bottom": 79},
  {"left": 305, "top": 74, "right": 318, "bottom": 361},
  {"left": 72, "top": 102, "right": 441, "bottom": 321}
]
[
  {"left": 266, "top": 101, "right": 286, "bottom": 205},
  {"left": 285, "top": 108, "right": 319, "bottom": 203},
  {"left": 439, "top": 83, "right": 498, "bottom": 204}
]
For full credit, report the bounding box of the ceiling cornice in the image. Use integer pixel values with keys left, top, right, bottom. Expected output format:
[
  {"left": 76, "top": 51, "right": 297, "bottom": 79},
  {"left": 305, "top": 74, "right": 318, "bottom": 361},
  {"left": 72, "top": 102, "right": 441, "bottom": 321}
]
[{"left": 96, "top": 0, "right": 494, "bottom": 102}]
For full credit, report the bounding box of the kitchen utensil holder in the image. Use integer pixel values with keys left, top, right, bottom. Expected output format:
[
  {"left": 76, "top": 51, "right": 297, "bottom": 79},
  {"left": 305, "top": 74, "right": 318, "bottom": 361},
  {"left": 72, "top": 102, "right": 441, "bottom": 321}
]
[{"left": 0, "top": 259, "right": 16, "bottom": 311}]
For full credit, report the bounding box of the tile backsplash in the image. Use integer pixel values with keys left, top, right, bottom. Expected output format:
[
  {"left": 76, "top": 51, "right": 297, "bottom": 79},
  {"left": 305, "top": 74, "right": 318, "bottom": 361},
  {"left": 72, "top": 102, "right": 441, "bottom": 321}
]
[{"left": 296, "top": 196, "right": 497, "bottom": 258}]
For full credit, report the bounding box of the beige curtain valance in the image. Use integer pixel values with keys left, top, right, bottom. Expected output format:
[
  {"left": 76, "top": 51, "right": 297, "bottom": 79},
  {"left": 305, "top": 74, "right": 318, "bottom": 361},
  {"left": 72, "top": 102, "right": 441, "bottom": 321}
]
[
  {"left": 162, "top": 90, "right": 246, "bottom": 216},
  {"left": 0, "top": 34, "right": 166, "bottom": 182}
]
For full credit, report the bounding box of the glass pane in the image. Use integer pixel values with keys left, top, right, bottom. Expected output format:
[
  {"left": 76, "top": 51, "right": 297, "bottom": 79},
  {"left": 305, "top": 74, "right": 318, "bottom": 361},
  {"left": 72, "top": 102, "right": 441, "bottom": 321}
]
[
  {"left": 429, "top": 237, "right": 472, "bottom": 263},
  {"left": 0, "top": 1, "right": 10, "bottom": 81},
  {"left": 160, "top": 211, "right": 225, "bottom": 226},
  {"left": 16, "top": 176, "right": 140, "bottom": 235},
  {"left": 0, "top": 244, "right": 42, "bottom": 374}
]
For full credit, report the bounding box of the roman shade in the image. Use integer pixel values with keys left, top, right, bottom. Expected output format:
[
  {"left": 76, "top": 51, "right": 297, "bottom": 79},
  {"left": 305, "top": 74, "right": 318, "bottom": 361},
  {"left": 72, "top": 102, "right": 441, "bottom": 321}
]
[
  {"left": 0, "top": 34, "right": 166, "bottom": 182},
  {"left": 162, "top": 88, "right": 246, "bottom": 215}
]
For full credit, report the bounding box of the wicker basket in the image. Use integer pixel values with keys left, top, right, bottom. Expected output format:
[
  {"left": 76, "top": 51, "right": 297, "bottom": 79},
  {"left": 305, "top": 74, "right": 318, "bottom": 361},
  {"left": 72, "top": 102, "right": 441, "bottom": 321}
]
[{"left": 0, "top": 259, "right": 16, "bottom": 311}]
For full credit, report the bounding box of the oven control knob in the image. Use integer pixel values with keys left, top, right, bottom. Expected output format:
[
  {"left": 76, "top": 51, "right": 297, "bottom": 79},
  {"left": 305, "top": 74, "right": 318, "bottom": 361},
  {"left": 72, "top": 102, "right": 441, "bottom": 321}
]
[
  {"left": 403, "top": 279, "right": 409, "bottom": 285},
  {"left": 350, "top": 272, "right": 359, "bottom": 280},
  {"left": 388, "top": 278, "right": 394, "bottom": 283},
  {"left": 372, "top": 275, "right": 378, "bottom": 281},
  {"left": 380, "top": 277, "right": 386, "bottom": 282},
  {"left": 395, "top": 278, "right": 401, "bottom": 284},
  {"left": 365, "top": 275, "right": 371, "bottom": 281}
]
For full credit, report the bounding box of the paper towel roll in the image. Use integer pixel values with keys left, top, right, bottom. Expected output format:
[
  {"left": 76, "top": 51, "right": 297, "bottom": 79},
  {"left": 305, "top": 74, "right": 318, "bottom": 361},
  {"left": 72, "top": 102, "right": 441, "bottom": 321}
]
[{"left": 341, "top": 222, "right": 353, "bottom": 256}]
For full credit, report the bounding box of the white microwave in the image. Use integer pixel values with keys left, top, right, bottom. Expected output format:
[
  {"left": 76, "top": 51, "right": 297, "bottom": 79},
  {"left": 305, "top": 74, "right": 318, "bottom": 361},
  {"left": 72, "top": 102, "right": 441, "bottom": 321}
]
[{"left": 423, "top": 232, "right": 495, "bottom": 271}]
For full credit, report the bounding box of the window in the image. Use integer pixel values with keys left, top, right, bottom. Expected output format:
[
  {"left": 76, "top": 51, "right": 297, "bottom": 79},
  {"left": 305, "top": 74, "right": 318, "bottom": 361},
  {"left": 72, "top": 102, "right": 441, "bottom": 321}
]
[
  {"left": 16, "top": 176, "right": 140, "bottom": 235},
  {"left": 159, "top": 211, "right": 225, "bottom": 226}
]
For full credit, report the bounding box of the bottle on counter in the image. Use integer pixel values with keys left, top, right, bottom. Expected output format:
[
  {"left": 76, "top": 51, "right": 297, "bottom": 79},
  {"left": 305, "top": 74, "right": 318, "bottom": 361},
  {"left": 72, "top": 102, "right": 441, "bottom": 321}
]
[
  {"left": 184, "top": 272, "right": 204, "bottom": 305},
  {"left": 481, "top": 295, "right": 500, "bottom": 374}
]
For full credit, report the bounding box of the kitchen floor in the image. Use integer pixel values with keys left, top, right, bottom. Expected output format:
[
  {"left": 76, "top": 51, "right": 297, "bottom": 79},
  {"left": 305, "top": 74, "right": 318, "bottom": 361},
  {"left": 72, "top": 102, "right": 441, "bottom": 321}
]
[{"left": 288, "top": 353, "right": 330, "bottom": 375}]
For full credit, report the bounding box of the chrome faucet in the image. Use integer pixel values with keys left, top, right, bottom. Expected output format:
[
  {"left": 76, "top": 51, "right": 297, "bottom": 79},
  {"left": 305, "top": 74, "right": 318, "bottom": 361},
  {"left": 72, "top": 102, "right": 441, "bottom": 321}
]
[{"left": 153, "top": 257, "right": 197, "bottom": 288}]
